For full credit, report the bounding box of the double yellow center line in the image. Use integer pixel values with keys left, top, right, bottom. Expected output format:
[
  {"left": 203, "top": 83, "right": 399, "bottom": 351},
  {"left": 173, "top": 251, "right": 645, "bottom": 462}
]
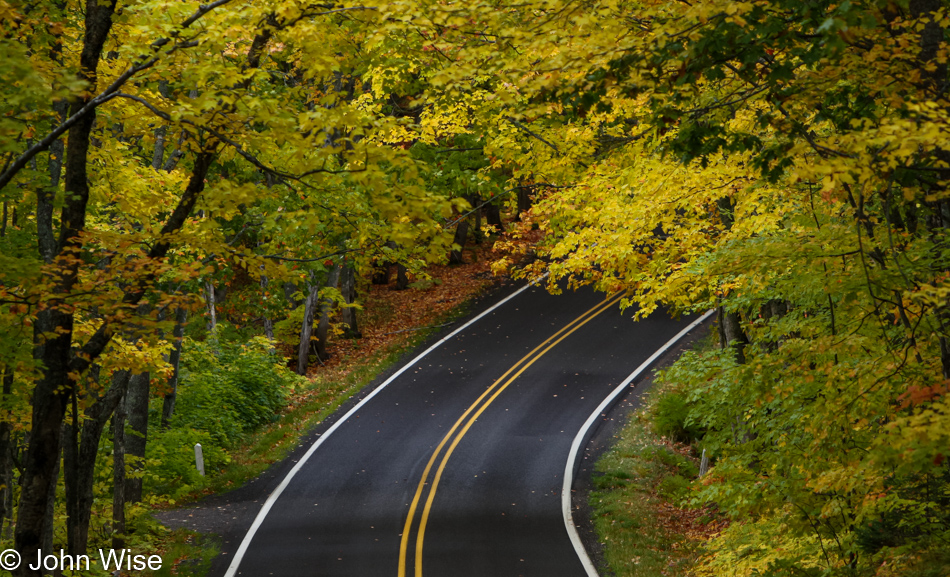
[{"left": 397, "top": 291, "right": 625, "bottom": 577}]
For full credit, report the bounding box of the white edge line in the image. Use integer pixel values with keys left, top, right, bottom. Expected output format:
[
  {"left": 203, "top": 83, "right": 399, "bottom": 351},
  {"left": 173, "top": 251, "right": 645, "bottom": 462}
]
[
  {"left": 562, "top": 309, "right": 716, "bottom": 577},
  {"left": 224, "top": 278, "right": 544, "bottom": 577}
]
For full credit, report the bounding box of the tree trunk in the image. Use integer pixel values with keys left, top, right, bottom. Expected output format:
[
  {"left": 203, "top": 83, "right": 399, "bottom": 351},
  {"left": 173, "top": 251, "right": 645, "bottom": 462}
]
[
  {"left": 124, "top": 372, "right": 149, "bottom": 504},
  {"left": 41, "top": 444, "right": 60, "bottom": 574},
  {"left": 449, "top": 220, "right": 470, "bottom": 264},
  {"left": 0, "top": 367, "right": 13, "bottom": 539},
  {"left": 485, "top": 199, "right": 504, "bottom": 233},
  {"left": 17, "top": 307, "right": 74, "bottom": 575},
  {"left": 371, "top": 264, "right": 390, "bottom": 285},
  {"left": 517, "top": 185, "right": 532, "bottom": 216},
  {"left": 395, "top": 263, "right": 409, "bottom": 290},
  {"left": 716, "top": 196, "right": 735, "bottom": 230},
  {"left": 1, "top": 436, "right": 12, "bottom": 540},
  {"left": 718, "top": 307, "right": 748, "bottom": 364},
  {"left": 297, "top": 274, "right": 321, "bottom": 375},
  {"left": 151, "top": 81, "right": 170, "bottom": 170},
  {"left": 313, "top": 263, "right": 342, "bottom": 363},
  {"left": 161, "top": 308, "right": 187, "bottom": 429},
  {"left": 284, "top": 282, "right": 301, "bottom": 309},
  {"left": 162, "top": 129, "right": 185, "bottom": 172},
  {"left": 64, "top": 369, "right": 128, "bottom": 556},
  {"left": 152, "top": 125, "right": 167, "bottom": 170},
  {"left": 468, "top": 195, "right": 482, "bottom": 244},
  {"left": 260, "top": 274, "right": 274, "bottom": 340},
  {"left": 37, "top": 99, "right": 68, "bottom": 265},
  {"left": 111, "top": 383, "right": 127, "bottom": 551},
  {"left": 47, "top": 100, "right": 67, "bottom": 190},
  {"left": 372, "top": 241, "right": 397, "bottom": 285},
  {"left": 340, "top": 262, "right": 361, "bottom": 338},
  {"left": 205, "top": 280, "right": 217, "bottom": 331}
]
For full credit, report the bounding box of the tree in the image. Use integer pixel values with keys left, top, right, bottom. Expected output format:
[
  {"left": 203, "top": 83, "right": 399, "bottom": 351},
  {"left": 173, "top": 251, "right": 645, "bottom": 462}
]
[
  {"left": 0, "top": 0, "right": 451, "bottom": 568},
  {"left": 371, "top": 0, "right": 950, "bottom": 573}
]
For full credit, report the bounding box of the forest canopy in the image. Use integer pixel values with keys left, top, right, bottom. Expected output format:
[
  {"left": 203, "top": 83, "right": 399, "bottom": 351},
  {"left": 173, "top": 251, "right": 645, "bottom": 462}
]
[{"left": 1, "top": 0, "right": 948, "bottom": 575}]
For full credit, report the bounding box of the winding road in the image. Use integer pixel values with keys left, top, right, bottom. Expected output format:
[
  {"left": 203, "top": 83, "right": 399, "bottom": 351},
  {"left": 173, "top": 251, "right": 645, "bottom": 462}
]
[{"left": 220, "top": 282, "right": 705, "bottom": 577}]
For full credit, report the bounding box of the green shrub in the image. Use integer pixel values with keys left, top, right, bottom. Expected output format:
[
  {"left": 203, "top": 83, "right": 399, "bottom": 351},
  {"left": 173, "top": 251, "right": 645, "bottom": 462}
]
[
  {"left": 654, "top": 446, "right": 700, "bottom": 478},
  {"left": 146, "top": 428, "right": 230, "bottom": 496},
  {"left": 172, "top": 335, "right": 299, "bottom": 445},
  {"left": 651, "top": 390, "right": 703, "bottom": 444},
  {"left": 657, "top": 474, "right": 691, "bottom": 501},
  {"left": 144, "top": 334, "right": 303, "bottom": 497}
]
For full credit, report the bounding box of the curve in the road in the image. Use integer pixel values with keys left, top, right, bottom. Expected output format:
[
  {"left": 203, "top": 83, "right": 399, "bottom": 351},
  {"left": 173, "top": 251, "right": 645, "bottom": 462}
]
[
  {"left": 223, "top": 279, "right": 541, "bottom": 577},
  {"left": 220, "top": 282, "right": 707, "bottom": 577},
  {"left": 561, "top": 308, "right": 716, "bottom": 577},
  {"left": 401, "top": 291, "right": 625, "bottom": 577}
]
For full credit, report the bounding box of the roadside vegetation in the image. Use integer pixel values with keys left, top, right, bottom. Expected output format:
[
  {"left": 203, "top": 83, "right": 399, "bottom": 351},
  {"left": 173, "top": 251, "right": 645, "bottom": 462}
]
[
  {"left": 590, "top": 331, "right": 724, "bottom": 577},
  {"left": 140, "top": 247, "right": 502, "bottom": 573},
  {"left": 590, "top": 413, "right": 706, "bottom": 577},
  {"left": 3, "top": 0, "right": 949, "bottom": 575}
]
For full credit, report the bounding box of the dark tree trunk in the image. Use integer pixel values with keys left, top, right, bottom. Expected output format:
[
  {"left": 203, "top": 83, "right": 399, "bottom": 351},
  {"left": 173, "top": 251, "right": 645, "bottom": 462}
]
[
  {"left": 468, "top": 195, "right": 482, "bottom": 244},
  {"left": 395, "top": 263, "right": 409, "bottom": 290},
  {"left": 18, "top": 307, "right": 74, "bottom": 575},
  {"left": 260, "top": 274, "right": 274, "bottom": 340},
  {"left": 718, "top": 307, "right": 748, "bottom": 364},
  {"left": 0, "top": 367, "right": 13, "bottom": 539},
  {"left": 517, "top": 185, "right": 532, "bottom": 216},
  {"left": 124, "top": 372, "right": 149, "bottom": 504},
  {"left": 485, "top": 199, "right": 504, "bottom": 233},
  {"left": 449, "top": 220, "right": 470, "bottom": 264},
  {"left": 111, "top": 382, "right": 127, "bottom": 550},
  {"left": 37, "top": 100, "right": 68, "bottom": 265},
  {"left": 372, "top": 241, "right": 397, "bottom": 285},
  {"left": 64, "top": 369, "right": 129, "bottom": 556},
  {"left": 297, "top": 274, "right": 321, "bottom": 375},
  {"left": 758, "top": 300, "right": 788, "bottom": 353},
  {"left": 340, "top": 262, "right": 361, "bottom": 338},
  {"left": 313, "top": 263, "right": 342, "bottom": 362},
  {"left": 47, "top": 100, "right": 67, "bottom": 190},
  {"left": 161, "top": 308, "right": 187, "bottom": 429},
  {"left": 41, "top": 443, "right": 60, "bottom": 570},
  {"left": 371, "top": 262, "right": 390, "bottom": 285},
  {"left": 716, "top": 196, "right": 735, "bottom": 230}
]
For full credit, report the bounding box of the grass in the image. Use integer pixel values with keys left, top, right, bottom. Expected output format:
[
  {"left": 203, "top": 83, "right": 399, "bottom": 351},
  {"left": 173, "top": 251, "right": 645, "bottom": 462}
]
[
  {"left": 589, "top": 326, "right": 722, "bottom": 577},
  {"left": 589, "top": 411, "right": 707, "bottom": 577},
  {"left": 152, "top": 531, "right": 220, "bottom": 577}
]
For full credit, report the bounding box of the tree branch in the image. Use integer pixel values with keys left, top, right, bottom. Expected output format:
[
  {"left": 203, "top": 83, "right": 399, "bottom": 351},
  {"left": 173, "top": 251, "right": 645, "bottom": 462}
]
[
  {"left": 114, "top": 92, "right": 367, "bottom": 180},
  {"left": 0, "top": 0, "right": 231, "bottom": 192}
]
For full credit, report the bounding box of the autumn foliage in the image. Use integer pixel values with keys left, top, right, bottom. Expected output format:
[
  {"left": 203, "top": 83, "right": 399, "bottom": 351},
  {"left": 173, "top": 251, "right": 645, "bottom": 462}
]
[
  {"left": 391, "top": 0, "right": 950, "bottom": 574},
  {"left": 2, "top": 0, "right": 950, "bottom": 575}
]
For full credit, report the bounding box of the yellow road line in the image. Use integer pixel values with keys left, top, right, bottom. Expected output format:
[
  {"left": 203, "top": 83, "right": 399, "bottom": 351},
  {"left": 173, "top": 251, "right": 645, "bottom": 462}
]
[{"left": 397, "top": 291, "right": 624, "bottom": 577}]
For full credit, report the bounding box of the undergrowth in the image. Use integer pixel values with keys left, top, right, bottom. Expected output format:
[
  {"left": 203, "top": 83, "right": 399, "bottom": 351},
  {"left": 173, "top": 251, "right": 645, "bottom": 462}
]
[
  {"left": 589, "top": 410, "right": 706, "bottom": 577},
  {"left": 589, "top": 327, "right": 721, "bottom": 577},
  {"left": 142, "top": 283, "right": 489, "bottom": 575}
]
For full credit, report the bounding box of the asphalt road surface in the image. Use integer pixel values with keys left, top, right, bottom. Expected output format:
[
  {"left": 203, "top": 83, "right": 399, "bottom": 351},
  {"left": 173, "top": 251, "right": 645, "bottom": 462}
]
[{"left": 225, "top": 283, "right": 701, "bottom": 577}]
